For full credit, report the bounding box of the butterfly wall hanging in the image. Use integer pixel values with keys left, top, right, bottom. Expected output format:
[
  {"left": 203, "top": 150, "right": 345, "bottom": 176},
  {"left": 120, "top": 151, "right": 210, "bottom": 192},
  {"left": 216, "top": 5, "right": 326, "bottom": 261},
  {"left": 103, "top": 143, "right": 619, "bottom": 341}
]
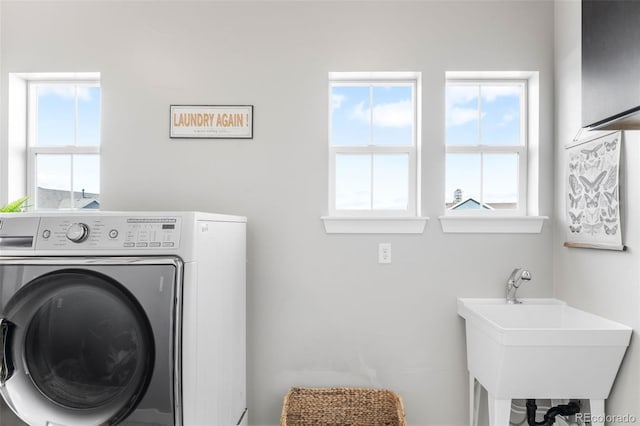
[{"left": 564, "top": 131, "right": 623, "bottom": 250}]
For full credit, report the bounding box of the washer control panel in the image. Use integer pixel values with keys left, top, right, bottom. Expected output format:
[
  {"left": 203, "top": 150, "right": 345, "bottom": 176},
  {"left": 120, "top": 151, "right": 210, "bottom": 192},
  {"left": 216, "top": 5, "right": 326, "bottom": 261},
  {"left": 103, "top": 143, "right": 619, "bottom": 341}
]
[
  {"left": 35, "top": 216, "right": 182, "bottom": 250},
  {"left": 66, "top": 223, "right": 90, "bottom": 243}
]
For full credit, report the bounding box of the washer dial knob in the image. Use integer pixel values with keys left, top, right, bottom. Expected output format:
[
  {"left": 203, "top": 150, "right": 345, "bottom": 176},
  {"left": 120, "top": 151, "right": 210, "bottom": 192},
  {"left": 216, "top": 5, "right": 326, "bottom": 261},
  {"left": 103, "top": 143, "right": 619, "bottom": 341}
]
[{"left": 66, "top": 223, "right": 89, "bottom": 243}]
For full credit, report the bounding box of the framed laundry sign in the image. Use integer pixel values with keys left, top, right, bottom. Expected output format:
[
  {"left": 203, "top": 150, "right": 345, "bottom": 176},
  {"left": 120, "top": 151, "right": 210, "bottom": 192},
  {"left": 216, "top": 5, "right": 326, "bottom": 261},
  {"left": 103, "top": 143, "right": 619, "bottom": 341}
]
[
  {"left": 564, "top": 130, "right": 624, "bottom": 251},
  {"left": 170, "top": 105, "right": 253, "bottom": 139}
]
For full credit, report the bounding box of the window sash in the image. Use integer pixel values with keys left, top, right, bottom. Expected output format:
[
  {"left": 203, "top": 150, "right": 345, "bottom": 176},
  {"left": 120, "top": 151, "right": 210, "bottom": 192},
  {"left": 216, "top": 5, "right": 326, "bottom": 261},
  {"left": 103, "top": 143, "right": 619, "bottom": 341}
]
[
  {"left": 446, "top": 79, "right": 526, "bottom": 147},
  {"left": 329, "top": 80, "right": 417, "bottom": 148},
  {"left": 28, "top": 80, "right": 100, "bottom": 149},
  {"left": 27, "top": 80, "right": 100, "bottom": 210},
  {"left": 329, "top": 146, "right": 417, "bottom": 217},
  {"left": 329, "top": 75, "right": 419, "bottom": 217},
  {"left": 444, "top": 148, "right": 527, "bottom": 216},
  {"left": 445, "top": 78, "right": 528, "bottom": 216},
  {"left": 27, "top": 146, "right": 100, "bottom": 210}
]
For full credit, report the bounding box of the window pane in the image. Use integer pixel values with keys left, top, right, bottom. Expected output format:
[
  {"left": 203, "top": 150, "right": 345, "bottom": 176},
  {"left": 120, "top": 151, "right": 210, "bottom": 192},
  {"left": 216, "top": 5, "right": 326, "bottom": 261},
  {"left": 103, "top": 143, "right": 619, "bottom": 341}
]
[
  {"left": 36, "top": 154, "right": 71, "bottom": 209},
  {"left": 372, "top": 86, "right": 413, "bottom": 146},
  {"left": 445, "top": 84, "right": 479, "bottom": 146},
  {"left": 483, "top": 154, "right": 518, "bottom": 209},
  {"left": 77, "top": 86, "right": 101, "bottom": 146},
  {"left": 331, "top": 86, "right": 370, "bottom": 146},
  {"left": 37, "top": 86, "right": 75, "bottom": 147},
  {"left": 73, "top": 155, "right": 100, "bottom": 209},
  {"left": 335, "top": 154, "right": 371, "bottom": 210},
  {"left": 446, "top": 153, "right": 481, "bottom": 210},
  {"left": 373, "top": 154, "right": 408, "bottom": 209},
  {"left": 480, "top": 85, "right": 522, "bottom": 146}
]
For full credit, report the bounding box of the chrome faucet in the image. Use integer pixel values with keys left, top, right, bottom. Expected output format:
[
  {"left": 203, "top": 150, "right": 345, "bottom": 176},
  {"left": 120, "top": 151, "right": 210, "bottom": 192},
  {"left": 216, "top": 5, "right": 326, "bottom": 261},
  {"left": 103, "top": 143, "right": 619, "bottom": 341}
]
[{"left": 506, "top": 268, "right": 532, "bottom": 304}]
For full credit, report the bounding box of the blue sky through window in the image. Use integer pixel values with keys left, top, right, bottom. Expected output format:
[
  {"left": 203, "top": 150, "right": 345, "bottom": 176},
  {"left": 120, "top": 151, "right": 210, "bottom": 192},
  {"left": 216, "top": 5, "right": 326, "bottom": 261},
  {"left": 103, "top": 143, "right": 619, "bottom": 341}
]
[
  {"left": 373, "top": 154, "right": 408, "bottom": 209},
  {"left": 73, "top": 155, "right": 100, "bottom": 194},
  {"left": 37, "top": 154, "right": 71, "bottom": 192},
  {"left": 332, "top": 85, "right": 413, "bottom": 147},
  {"left": 483, "top": 154, "right": 518, "bottom": 204},
  {"left": 331, "top": 83, "right": 413, "bottom": 211},
  {"left": 446, "top": 153, "right": 481, "bottom": 204},
  {"left": 335, "top": 154, "right": 371, "bottom": 210},
  {"left": 78, "top": 87, "right": 101, "bottom": 146},
  {"left": 445, "top": 82, "right": 522, "bottom": 207},
  {"left": 37, "top": 87, "right": 75, "bottom": 147},
  {"left": 35, "top": 84, "right": 101, "bottom": 196}
]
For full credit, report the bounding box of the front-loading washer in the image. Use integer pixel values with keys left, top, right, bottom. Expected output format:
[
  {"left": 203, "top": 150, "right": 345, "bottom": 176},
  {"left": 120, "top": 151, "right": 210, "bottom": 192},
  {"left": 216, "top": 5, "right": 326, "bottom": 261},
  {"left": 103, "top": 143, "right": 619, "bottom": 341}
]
[{"left": 0, "top": 211, "right": 247, "bottom": 426}]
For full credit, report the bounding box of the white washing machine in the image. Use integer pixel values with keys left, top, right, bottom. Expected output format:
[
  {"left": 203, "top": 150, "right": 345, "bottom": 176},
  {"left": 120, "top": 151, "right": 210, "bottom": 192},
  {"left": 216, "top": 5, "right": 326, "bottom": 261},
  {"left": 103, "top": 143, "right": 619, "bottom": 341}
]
[{"left": 0, "top": 211, "right": 247, "bottom": 426}]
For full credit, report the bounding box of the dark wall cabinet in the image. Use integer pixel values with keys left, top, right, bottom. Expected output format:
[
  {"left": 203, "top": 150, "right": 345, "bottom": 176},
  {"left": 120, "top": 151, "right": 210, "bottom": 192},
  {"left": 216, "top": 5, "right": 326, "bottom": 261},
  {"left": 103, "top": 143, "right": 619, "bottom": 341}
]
[{"left": 582, "top": 0, "right": 640, "bottom": 129}]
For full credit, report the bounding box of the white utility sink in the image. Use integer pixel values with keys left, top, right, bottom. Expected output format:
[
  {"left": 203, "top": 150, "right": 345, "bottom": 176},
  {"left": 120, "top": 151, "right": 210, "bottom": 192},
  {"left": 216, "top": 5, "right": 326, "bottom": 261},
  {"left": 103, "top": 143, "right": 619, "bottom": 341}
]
[{"left": 458, "top": 298, "right": 632, "bottom": 426}]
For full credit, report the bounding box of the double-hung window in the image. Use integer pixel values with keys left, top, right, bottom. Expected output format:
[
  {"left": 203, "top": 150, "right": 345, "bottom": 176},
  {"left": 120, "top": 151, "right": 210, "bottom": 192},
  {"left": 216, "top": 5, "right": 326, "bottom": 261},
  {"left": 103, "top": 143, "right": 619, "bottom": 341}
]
[
  {"left": 27, "top": 79, "right": 101, "bottom": 210},
  {"left": 445, "top": 78, "right": 527, "bottom": 215},
  {"left": 328, "top": 72, "right": 421, "bottom": 222}
]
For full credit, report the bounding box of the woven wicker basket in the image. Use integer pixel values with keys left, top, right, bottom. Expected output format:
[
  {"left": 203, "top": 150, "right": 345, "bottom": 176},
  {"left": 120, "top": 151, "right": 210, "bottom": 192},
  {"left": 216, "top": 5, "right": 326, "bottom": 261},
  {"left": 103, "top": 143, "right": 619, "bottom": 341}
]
[{"left": 280, "top": 387, "right": 407, "bottom": 426}]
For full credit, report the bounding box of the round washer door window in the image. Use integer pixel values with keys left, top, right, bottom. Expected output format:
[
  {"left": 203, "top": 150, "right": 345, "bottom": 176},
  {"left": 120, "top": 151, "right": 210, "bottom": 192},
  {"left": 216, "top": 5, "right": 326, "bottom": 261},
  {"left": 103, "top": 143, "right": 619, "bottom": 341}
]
[{"left": 5, "top": 269, "right": 154, "bottom": 420}]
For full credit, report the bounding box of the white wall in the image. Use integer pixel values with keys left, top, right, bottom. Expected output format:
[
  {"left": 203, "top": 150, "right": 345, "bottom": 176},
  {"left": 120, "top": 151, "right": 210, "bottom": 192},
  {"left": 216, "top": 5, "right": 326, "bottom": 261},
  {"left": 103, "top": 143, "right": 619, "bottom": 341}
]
[
  {"left": 0, "top": 0, "right": 4, "bottom": 205},
  {"left": 554, "top": 0, "right": 640, "bottom": 422},
  {"left": 1, "top": 2, "right": 555, "bottom": 425}
]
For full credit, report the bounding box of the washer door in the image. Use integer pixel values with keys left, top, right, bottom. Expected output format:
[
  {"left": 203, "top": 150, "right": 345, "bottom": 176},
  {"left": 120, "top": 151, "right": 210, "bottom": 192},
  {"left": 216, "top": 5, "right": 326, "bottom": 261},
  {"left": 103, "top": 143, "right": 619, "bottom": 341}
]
[{"left": 0, "top": 269, "right": 154, "bottom": 426}]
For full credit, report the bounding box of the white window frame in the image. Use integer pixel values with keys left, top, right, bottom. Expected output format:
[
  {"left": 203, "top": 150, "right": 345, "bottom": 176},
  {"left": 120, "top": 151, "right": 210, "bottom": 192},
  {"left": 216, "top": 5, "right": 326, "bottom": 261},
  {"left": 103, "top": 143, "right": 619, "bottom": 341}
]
[
  {"left": 444, "top": 78, "right": 528, "bottom": 217},
  {"left": 439, "top": 71, "right": 547, "bottom": 234},
  {"left": 26, "top": 79, "right": 101, "bottom": 210},
  {"left": 327, "top": 72, "right": 421, "bottom": 219}
]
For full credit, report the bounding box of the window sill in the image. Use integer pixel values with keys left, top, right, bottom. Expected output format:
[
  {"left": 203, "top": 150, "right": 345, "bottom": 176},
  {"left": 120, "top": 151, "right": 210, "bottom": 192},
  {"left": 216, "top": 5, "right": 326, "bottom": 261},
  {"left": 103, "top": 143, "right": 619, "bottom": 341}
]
[
  {"left": 321, "top": 216, "right": 429, "bottom": 234},
  {"left": 438, "top": 216, "right": 548, "bottom": 234}
]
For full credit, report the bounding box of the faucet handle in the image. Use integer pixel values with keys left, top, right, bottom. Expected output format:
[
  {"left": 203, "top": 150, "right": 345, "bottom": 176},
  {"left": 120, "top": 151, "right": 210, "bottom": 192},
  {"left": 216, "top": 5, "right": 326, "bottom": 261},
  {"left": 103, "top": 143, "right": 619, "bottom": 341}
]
[
  {"left": 508, "top": 267, "right": 522, "bottom": 284},
  {"left": 506, "top": 268, "right": 532, "bottom": 304}
]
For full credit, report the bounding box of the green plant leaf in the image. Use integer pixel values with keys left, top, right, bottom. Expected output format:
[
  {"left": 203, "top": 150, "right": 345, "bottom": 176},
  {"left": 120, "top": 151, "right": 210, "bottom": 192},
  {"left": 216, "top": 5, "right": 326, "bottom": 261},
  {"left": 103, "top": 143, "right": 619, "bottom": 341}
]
[{"left": 0, "top": 196, "right": 30, "bottom": 212}]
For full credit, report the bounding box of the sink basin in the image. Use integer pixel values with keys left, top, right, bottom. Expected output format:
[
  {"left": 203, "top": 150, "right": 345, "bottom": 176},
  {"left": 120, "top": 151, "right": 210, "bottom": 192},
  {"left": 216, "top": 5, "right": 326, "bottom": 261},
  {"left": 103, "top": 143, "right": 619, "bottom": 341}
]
[{"left": 458, "top": 298, "right": 632, "bottom": 399}]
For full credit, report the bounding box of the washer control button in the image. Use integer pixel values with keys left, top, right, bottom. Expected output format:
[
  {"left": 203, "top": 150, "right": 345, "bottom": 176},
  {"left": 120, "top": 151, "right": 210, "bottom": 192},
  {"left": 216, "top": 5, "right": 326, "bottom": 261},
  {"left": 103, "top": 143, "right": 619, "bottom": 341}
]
[
  {"left": 66, "top": 223, "right": 89, "bottom": 243},
  {"left": 149, "top": 242, "right": 161, "bottom": 247},
  {"left": 136, "top": 242, "right": 148, "bottom": 247},
  {"left": 124, "top": 242, "right": 135, "bottom": 247},
  {"left": 108, "top": 229, "right": 119, "bottom": 239},
  {"left": 42, "top": 229, "right": 51, "bottom": 239}
]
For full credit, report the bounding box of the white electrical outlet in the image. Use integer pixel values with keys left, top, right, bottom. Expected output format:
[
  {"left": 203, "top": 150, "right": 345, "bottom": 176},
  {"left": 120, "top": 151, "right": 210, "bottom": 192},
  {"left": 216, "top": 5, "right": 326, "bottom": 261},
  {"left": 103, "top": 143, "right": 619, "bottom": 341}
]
[{"left": 378, "top": 243, "right": 391, "bottom": 264}]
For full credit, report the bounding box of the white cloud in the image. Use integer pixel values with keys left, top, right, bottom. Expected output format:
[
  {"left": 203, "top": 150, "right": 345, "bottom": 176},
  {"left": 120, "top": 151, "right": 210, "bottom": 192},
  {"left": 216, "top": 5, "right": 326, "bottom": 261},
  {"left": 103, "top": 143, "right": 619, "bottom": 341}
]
[
  {"left": 350, "top": 99, "right": 412, "bottom": 128},
  {"left": 481, "top": 86, "right": 521, "bottom": 102},
  {"left": 446, "top": 107, "right": 478, "bottom": 127},
  {"left": 446, "top": 85, "right": 520, "bottom": 107},
  {"left": 446, "top": 84, "right": 519, "bottom": 127},
  {"left": 445, "top": 86, "right": 478, "bottom": 128},
  {"left": 332, "top": 93, "right": 346, "bottom": 110},
  {"left": 38, "top": 86, "right": 94, "bottom": 102},
  {"left": 498, "top": 112, "right": 517, "bottom": 127},
  {"left": 446, "top": 85, "right": 478, "bottom": 110},
  {"left": 350, "top": 101, "right": 370, "bottom": 124},
  {"left": 373, "top": 100, "right": 413, "bottom": 127}
]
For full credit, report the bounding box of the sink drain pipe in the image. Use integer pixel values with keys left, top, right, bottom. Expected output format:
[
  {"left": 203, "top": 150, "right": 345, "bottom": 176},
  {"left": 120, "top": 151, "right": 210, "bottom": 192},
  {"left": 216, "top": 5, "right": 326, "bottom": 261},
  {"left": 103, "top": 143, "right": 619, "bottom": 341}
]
[{"left": 526, "top": 399, "right": 580, "bottom": 426}]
